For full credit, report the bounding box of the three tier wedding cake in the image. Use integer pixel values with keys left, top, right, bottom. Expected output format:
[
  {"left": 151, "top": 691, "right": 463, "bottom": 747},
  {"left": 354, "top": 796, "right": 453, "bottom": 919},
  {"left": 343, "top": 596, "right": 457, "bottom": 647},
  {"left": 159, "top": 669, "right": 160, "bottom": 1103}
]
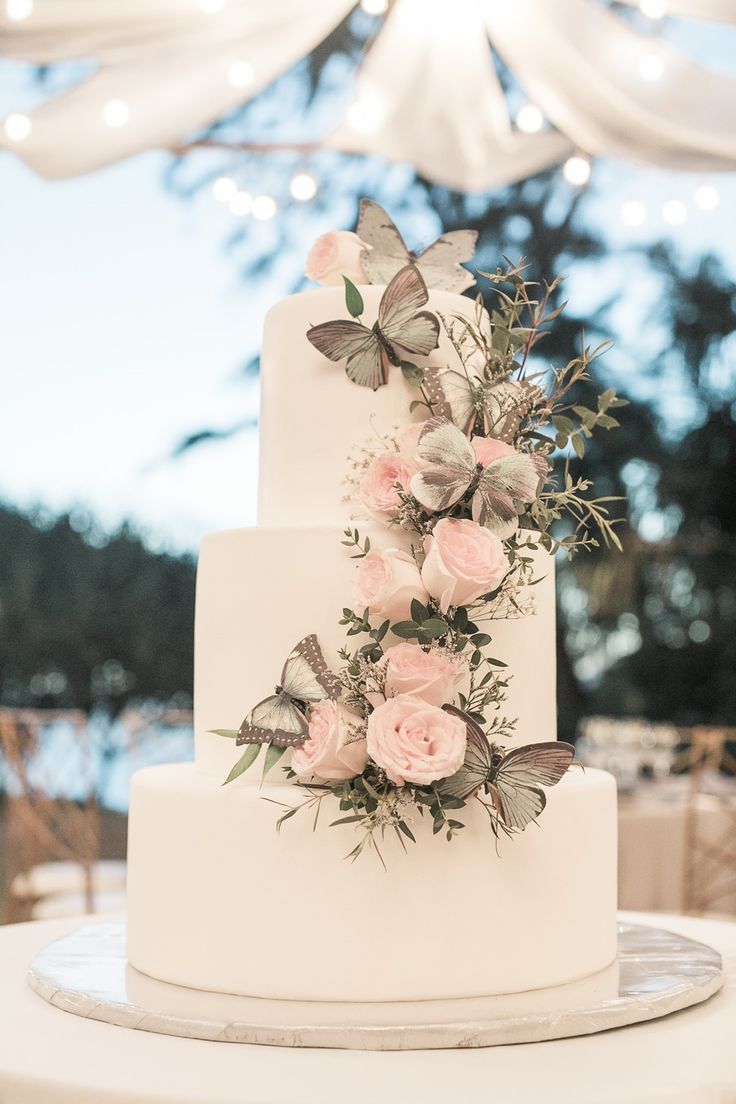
[{"left": 126, "top": 201, "right": 619, "bottom": 1004}]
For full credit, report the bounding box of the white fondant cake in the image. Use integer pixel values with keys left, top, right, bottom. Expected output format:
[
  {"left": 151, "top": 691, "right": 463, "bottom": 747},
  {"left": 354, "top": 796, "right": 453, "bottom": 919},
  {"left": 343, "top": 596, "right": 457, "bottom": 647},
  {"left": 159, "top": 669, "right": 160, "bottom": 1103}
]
[{"left": 126, "top": 256, "right": 619, "bottom": 1004}]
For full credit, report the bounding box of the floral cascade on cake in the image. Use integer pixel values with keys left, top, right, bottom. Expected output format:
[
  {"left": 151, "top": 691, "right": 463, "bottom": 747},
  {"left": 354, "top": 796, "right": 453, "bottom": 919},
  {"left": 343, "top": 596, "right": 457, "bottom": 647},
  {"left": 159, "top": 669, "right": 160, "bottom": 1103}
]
[{"left": 215, "top": 200, "right": 625, "bottom": 862}]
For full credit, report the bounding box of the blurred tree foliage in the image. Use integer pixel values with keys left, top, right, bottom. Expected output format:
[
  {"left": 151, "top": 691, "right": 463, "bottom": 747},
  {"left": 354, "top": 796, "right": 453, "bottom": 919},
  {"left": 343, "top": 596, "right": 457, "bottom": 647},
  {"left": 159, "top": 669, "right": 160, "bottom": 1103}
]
[{"left": 0, "top": 506, "right": 194, "bottom": 713}]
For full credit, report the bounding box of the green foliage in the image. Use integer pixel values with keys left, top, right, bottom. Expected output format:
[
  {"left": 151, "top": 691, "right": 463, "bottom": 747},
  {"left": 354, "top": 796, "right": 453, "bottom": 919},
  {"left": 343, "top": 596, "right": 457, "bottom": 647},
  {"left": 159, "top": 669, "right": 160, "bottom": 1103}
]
[
  {"left": 343, "top": 276, "right": 364, "bottom": 318},
  {"left": 0, "top": 504, "right": 195, "bottom": 712}
]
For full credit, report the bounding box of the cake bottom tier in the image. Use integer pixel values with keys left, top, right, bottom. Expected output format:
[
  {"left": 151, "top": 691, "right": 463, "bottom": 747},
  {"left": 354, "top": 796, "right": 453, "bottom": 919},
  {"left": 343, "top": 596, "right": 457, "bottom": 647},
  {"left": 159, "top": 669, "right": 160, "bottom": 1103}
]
[{"left": 127, "top": 764, "right": 618, "bottom": 1003}]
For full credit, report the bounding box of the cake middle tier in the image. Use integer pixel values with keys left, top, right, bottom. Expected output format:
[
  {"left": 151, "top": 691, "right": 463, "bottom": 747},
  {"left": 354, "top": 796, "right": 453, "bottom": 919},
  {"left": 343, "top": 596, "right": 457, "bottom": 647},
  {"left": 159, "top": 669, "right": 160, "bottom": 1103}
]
[{"left": 194, "top": 525, "right": 557, "bottom": 779}]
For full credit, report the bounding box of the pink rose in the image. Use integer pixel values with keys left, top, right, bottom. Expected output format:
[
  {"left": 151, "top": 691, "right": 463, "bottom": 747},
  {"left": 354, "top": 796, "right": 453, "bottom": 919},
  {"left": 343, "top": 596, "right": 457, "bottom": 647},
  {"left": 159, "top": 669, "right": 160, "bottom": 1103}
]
[
  {"left": 471, "top": 435, "right": 516, "bottom": 467},
  {"left": 366, "top": 694, "right": 467, "bottom": 786},
  {"left": 397, "top": 421, "right": 429, "bottom": 467},
  {"left": 384, "top": 643, "right": 464, "bottom": 708},
  {"left": 304, "top": 230, "right": 370, "bottom": 287},
  {"left": 360, "top": 453, "right": 419, "bottom": 516},
  {"left": 354, "top": 548, "right": 429, "bottom": 623},
  {"left": 291, "top": 700, "right": 368, "bottom": 782},
  {"left": 421, "top": 517, "right": 508, "bottom": 613}
]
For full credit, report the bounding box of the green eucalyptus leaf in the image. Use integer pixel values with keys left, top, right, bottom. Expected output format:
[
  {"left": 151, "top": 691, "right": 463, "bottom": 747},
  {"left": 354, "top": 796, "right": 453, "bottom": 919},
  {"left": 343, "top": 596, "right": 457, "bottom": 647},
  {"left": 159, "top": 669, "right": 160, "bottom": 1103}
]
[
  {"left": 343, "top": 276, "right": 364, "bottom": 318},
  {"left": 422, "top": 618, "right": 449, "bottom": 638},
  {"left": 410, "top": 599, "right": 429, "bottom": 623},
  {"left": 222, "top": 743, "right": 260, "bottom": 786},
  {"left": 263, "top": 742, "right": 287, "bottom": 781},
  {"left": 209, "top": 729, "right": 239, "bottom": 739},
  {"left": 392, "top": 620, "right": 421, "bottom": 639},
  {"left": 400, "top": 361, "right": 425, "bottom": 386}
]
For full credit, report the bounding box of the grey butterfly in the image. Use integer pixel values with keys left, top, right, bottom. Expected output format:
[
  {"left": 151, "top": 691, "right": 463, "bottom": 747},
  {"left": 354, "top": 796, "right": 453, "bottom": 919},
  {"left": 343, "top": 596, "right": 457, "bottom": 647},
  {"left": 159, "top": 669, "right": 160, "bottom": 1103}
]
[
  {"left": 357, "top": 198, "right": 477, "bottom": 293},
  {"left": 237, "top": 635, "right": 342, "bottom": 748},
  {"left": 439, "top": 706, "right": 574, "bottom": 830},
  {"left": 409, "top": 416, "right": 548, "bottom": 537},
  {"left": 426, "top": 367, "right": 543, "bottom": 440},
  {"left": 306, "top": 264, "right": 440, "bottom": 391}
]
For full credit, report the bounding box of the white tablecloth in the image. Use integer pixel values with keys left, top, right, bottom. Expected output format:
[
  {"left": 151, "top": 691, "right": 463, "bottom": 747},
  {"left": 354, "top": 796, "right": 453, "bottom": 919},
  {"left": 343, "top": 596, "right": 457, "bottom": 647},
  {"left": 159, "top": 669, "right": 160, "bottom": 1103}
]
[
  {"left": 0, "top": 913, "right": 735, "bottom": 1104},
  {"left": 619, "top": 791, "right": 736, "bottom": 914}
]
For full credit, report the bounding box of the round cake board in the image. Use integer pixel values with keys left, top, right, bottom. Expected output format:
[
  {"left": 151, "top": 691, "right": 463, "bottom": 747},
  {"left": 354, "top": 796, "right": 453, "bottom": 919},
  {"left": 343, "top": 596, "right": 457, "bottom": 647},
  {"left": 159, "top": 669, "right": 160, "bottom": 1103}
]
[{"left": 28, "top": 920, "right": 723, "bottom": 1050}]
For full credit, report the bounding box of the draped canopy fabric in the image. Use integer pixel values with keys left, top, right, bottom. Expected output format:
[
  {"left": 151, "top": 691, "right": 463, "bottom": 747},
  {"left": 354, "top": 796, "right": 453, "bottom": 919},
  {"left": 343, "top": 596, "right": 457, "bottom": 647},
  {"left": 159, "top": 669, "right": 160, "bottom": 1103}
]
[{"left": 1, "top": 0, "right": 736, "bottom": 190}]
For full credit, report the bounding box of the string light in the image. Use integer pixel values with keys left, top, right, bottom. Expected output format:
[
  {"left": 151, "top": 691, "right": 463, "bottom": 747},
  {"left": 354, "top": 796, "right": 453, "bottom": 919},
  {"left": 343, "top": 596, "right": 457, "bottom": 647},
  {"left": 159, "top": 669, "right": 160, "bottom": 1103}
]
[
  {"left": 621, "top": 200, "right": 647, "bottom": 226},
  {"left": 3, "top": 113, "right": 31, "bottom": 141},
  {"left": 212, "top": 176, "right": 237, "bottom": 203},
  {"left": 639, "top": 52, "right": 664, "bottom": 80},
  {"left": 694, "top": 184, "right": 720, "bottom": 211},
  {"left": 227, "top": 60, "right": 254, "bottom": 89},
  {"left": 346, "top": 87, "right": 385, "bottom": 135},
  {"left": 563, "top": 155, "right": 591, "bottom": 186},
  {"left": 515, "top": 103, "right": 544, "bottom": 134},
  {"left": 639, "top": 0, "right": 666, "bottom": 17},
  {"left": 290, "top": 172, "right": 318, "bottom": 202},
  {"left": 360, "top": 0, "right": 388, "bottom": 12},
  {"left": 230, "top": 191, "right": 253, "bottom": 216},
  {"left": 252, "top": 195, "right": 277, "bottom": 220},
  {"left": 5, "top": 0, "right": 33, "bottom": 20},
  {"left": 662, "top": 199, "right": 687, "bottom": 224},
  {"left": 103, "top": 99, "right": 130, "bottom": 127}
]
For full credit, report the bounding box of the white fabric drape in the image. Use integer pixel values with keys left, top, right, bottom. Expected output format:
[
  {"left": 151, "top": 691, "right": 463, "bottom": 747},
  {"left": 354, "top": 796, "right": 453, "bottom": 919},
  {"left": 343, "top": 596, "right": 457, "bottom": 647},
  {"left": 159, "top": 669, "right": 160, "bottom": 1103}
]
[{"left": 2, "top": 0, "right": 736, "bottom": 189}]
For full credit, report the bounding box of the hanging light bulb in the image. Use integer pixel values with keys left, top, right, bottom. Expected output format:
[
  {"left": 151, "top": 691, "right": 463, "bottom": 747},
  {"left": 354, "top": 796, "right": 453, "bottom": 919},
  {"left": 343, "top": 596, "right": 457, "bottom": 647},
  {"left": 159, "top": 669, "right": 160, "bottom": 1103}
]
[
  {"left": 213, "top": 176, "right": 237, "bottom": 203},
  {"left": 515, "top": 103, "right": 544, "bottom": 134},
  {"left": 621, "top": 200, "right": 647, "bottom": 227},
  {"left": 230, "top": 191, "right": 253, "bottom": 217},
  {"left": 563, "top": 156, "right": 591, "bottom": 186},
  {"left": 639, "top": 0, "right": 666, "bottom": 17},
  {"left": 4, "top": 113, "right": 31, "bottom": 140},
  {"left": 227, "top": 60, "right": 254, "bottom": 89},
  {"left": 252, "top": 195, "right": 277, "bottom": 220},
  {"left": 5, "top": 0, "right": 33, "bottom": 20},
  {"left": 360, "top": 0, "right": 388, "bottom": 12},
  {"left": 103, "top": 99, "right": 130, "bottom": 127},
  {"left": 639, "top": 52, "right": 664, "bottom": 80},
  {"left": 290, "top": 172, "right": 318, "bottom": 202},
  {"left": 694, "top": 184, "right": 720, "bottom": 211},
  {"left": 662, "top": 199, "right": 687, "bottom": 225}
]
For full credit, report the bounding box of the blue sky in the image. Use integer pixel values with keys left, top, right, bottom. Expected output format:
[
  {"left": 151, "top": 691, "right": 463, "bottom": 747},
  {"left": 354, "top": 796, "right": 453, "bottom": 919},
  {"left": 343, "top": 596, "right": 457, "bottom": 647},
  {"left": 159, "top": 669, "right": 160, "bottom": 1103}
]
[{"left": 1, "top": 27, "right": 735, "bottom": 554}]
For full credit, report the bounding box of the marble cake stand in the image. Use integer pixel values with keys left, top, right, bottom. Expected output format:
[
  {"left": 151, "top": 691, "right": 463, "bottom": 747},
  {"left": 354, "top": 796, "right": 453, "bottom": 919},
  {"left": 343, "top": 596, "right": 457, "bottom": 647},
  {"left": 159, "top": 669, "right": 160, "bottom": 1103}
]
[{"left": 27, "top": 919, "right": 723, "bottom": 1050}]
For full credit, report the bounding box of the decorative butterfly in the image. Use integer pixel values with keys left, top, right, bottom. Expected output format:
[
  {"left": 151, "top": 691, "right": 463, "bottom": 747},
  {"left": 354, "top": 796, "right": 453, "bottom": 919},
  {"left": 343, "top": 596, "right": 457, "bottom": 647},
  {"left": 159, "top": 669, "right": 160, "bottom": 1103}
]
[
  {"left": 439, "top": 706, "right": 575, "bottom": 830},
  {"left": 306, "top": 264, "right": 440, "bottom": 391},
  {"left": 424, "top": 366, "right": 543, "bottom": 440},
  {"left": 237, "top": 635, "right": 342, "bottom": 748},
  {"left": 356, "top": 199, "right": 478, "bottom": 293},
  {"left": 409, "top": 416, "right": 548, "bottom": 537}
]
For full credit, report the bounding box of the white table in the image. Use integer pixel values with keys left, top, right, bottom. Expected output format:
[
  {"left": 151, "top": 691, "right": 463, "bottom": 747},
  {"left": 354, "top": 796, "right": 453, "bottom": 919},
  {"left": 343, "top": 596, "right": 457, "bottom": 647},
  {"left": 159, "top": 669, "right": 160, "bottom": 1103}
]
[{"left": 0, "top": 913, "right": 735, "bottom": 1104}]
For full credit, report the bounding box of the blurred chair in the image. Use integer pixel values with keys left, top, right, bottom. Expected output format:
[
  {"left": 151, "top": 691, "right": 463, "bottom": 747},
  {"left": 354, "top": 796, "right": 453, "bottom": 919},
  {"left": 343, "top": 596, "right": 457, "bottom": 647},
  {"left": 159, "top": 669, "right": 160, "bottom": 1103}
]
[
  {"left": 680, "top": 726, "right": 736, "bottom": 917},
  {"left": 0, "top": 708, "right": 121, "bottom": 923}
]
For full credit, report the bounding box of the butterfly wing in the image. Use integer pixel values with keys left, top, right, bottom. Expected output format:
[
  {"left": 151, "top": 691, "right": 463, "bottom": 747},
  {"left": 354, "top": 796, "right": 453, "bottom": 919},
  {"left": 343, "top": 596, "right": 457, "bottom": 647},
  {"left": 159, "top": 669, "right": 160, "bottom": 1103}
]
[
  {"left": 410, "top": 416, "right": 476, "bottom": 512},
  {"left": 281, "top": 634, "right": 342, "bottom": 703},
  {"left": 490, "top": 743, "right": 575, "bottom": 830},
  {"left": 237, "top": 694, "right": 309, "bottom": 748},
  {"left": 438, "top": 705, "right": 493, "bottom": 799},
  {"left": 415, "top": 230, "right": 478, "bottom": 293},
  {"left": 378, "top": 265, "right": 440, "bottom": 357},
  {"left": 356, "top": 198, "right": 412, "bottom": 285},
  {"left": 306, "top": 320, "right": 385, "bottom": 390},
  {"left": 485, "top": 380, "right": 543, "bottom": 441},
  {"left": 473, "top": 452, "right": 548, "bottom": 535},
  {"left": 437, "top": 369, "right": 479, "bottom": 436}
]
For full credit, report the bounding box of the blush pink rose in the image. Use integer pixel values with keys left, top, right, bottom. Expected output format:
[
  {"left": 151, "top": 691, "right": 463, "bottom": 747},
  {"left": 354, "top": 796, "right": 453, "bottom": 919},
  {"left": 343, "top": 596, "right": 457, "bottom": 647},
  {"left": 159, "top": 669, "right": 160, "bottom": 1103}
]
[
  {"left": 360, "top": 453, "right": 419, "bottom": 516},
  {"left": 421, "top": 517, "right": 508, "bottom": 613},
  {"left": 304, "top": 230, "right": 370, "bottom": 287},
  {"left": 397, "top": 420, "right": 429, "bottom": 467},
  {"left": 354, "top": 549, "right": 429, "bottom": 623},
  {"left": 471, "top": 435, "right": 516, "bottom": 466},
  {"left": 384, "top": 643, "right": 464, "bottom": 708},
  {"left": 291, "top": 700, "right": 368, "bottom": 782},
  {"left": 366, "top": 693, "right": 467, "bottom": 786}
]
